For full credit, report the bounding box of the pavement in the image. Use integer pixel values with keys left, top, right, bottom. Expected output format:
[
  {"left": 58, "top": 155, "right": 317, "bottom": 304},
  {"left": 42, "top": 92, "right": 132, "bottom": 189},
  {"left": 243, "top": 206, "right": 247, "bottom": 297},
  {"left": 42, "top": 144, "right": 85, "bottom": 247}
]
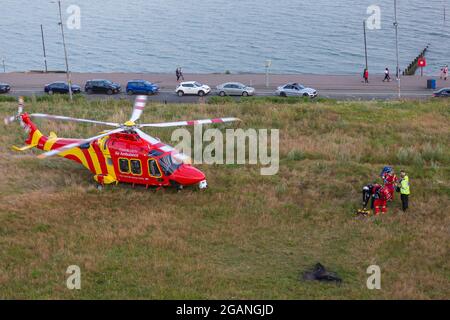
[{"left": 0, "top": 72, "right": 447, "bottom": 102}]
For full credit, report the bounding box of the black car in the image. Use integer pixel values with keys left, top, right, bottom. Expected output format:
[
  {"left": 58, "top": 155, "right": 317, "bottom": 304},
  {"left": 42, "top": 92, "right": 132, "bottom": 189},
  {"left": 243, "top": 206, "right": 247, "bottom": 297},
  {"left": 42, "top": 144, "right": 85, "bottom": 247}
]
[
  {"left": 433, "top": 88, "right": 450, "bottom": 97},
  {"left": 44, "top": 82, "right": 81, "bottom": 95},
  {"left": 0, "top": 83, "right": 11, "bottom": 94},
  {"left": 85, "top": 79, "right": 121, "bottom": 95}
]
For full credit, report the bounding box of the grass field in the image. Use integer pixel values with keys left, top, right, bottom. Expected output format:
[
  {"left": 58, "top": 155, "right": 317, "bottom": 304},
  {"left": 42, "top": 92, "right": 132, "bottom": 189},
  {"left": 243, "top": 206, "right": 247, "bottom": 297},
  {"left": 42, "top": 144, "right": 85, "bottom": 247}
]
[{"left": 0, "top": 95, "right": 449, "bottom": 299}]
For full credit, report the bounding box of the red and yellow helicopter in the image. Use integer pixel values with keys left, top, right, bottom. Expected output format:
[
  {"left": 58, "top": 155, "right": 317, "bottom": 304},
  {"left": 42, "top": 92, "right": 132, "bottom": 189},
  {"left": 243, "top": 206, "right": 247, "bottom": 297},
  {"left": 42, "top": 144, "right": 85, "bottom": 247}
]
[{"left": 4, "top": 96, "right": 240, "bottom": 190}]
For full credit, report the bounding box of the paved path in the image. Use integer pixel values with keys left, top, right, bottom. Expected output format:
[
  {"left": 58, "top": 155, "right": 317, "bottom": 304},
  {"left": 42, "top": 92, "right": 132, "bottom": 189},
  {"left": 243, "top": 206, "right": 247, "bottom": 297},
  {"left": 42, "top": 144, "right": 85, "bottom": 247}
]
[{"left": 0, "top": 72, "right": 447, "bottom": 102}]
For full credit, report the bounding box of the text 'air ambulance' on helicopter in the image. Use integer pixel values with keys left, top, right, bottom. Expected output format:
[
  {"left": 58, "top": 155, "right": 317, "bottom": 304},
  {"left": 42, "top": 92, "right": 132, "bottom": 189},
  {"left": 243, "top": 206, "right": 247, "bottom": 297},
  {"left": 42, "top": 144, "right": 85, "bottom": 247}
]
[{"left": 4, "top": 96, "right": 241, "bottom": 190}]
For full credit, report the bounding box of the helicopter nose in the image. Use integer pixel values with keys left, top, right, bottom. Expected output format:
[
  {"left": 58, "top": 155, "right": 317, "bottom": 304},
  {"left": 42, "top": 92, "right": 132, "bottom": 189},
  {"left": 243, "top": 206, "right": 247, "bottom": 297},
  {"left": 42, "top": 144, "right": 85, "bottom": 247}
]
[{"left": 170, "top": 165, "right": 206, "bottom": 186}]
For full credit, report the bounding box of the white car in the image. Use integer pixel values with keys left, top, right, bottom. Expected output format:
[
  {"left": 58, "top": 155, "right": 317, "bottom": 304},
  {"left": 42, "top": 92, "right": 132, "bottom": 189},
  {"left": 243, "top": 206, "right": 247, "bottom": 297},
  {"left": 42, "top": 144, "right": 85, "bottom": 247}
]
[
  {"left": 275, "top": 83, "right": 318, "bottom": 98},
  {"left": 176, "top": 81, "right": 211, "bottom": 97}
]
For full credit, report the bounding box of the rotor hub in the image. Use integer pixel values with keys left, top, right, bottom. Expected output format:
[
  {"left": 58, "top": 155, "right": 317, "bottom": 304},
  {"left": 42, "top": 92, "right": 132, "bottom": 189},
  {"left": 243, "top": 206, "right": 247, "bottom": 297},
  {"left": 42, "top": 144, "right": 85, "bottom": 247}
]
[{"left": 124, "top": 120, "right": 136, "bottom": 127}]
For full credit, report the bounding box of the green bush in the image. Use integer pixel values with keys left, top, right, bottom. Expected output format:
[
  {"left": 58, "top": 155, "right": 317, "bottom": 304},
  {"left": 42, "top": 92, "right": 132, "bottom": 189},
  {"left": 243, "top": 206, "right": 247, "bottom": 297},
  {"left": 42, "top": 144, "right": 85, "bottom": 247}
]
[
  {"left": 421, "top": 143, "right": 444, "bottom": 163},
  {"left": 0, "top": 95, "right": 17, "bottom": 103},
  {"left": 397, "top": 147, "right": 415, "bottom": 165}
]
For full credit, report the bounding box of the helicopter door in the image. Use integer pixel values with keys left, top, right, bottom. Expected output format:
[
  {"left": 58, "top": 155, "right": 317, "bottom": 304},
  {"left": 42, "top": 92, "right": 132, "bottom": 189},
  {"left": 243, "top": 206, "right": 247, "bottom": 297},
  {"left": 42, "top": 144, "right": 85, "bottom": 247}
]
[{"left": 148, "top": 158, "right": 162, "bottom": 178}]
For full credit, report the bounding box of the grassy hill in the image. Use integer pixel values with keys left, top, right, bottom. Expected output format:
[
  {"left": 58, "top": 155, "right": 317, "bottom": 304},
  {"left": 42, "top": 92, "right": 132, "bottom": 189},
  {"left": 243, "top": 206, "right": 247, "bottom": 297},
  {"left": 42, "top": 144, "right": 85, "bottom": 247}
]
[{"left": 0, "top": 95, "right": 449, "bottom": 299}]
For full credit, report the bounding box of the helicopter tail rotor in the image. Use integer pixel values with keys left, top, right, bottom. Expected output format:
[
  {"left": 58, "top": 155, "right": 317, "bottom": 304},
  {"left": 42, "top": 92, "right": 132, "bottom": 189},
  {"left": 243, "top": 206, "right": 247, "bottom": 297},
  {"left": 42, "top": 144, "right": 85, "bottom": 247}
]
[{"left": 4, "top": 96, "right": 25, "bottom": 125}]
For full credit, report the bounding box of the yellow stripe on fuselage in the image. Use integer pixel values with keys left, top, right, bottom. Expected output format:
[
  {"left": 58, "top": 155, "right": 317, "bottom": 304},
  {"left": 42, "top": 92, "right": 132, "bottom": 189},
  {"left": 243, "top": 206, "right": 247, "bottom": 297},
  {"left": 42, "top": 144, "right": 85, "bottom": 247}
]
[
  {"left": 43, "top": 138, "right": 57, "bottom": 151},
  {"left": 33, "top": 131, "right": 100, "bottom": 175},
  {"left": 59, "top": 147, "right": 90, "bottom": 170},
  {"left": 99, "top": 136, "right": 116, "bottom": 180},
  {"left": 87, "top": 146, "right": 102, "bottom": 174},
  {"left": 30, "top": 130, "right": 43, "bottom": 146},
  {"left": 44, "top": 138, "right": 103, "bottom": 175},
  {"left": 47, "top": 138, "right": 90, "bottom": 170}
]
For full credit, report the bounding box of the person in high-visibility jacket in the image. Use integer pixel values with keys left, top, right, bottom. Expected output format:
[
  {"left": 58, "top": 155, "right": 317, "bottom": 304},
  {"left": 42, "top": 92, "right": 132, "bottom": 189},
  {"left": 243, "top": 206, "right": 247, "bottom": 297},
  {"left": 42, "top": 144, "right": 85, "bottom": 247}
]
[{"left": 398, "top": 170, "right": 410, "bottom": 212}]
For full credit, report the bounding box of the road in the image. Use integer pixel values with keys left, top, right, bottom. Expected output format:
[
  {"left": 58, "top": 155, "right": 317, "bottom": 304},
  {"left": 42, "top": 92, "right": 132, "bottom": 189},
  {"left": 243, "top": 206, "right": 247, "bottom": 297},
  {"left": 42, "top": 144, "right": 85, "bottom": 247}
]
[{"left": 0, "top": 72, "right": 445, "bottom": 102}]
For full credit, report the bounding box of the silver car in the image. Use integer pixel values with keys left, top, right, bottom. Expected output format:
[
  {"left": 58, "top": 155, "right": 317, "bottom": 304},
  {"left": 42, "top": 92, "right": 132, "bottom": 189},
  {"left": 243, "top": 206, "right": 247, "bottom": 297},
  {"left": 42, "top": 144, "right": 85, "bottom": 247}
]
[
  {"left": 216, "top": 82, "right": 255, "bottom": 97},
  {"left": 276, "top": 83, "right": 318, "bottom": 98}
]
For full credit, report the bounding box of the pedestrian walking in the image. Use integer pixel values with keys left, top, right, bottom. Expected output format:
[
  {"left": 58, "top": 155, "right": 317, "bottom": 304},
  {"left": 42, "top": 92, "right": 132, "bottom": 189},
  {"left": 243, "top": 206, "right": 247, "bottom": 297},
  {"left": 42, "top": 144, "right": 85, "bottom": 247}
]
[
  {"left": 176, "top": 68, "right": 181, "bottom": 82},
  {"left": 444, "top": 65, "right": 448, "bottom": 80},
  {"left": 363, "top": 68, "right": 369, "bottom": 84},
  {"left": 397, "top": 170, "right": 410, "bottom": 212},
  {"left": 383, "top": 68, "right": 391, "bottom": 82},
  {"left": 179, "top": 67, "right": 184, "bottom": 81}
]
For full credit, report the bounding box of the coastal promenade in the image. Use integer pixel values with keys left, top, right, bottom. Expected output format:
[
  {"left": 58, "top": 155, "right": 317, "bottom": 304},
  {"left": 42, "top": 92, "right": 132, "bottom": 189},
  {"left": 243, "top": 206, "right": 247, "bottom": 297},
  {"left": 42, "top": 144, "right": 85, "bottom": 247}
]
[{"left": 0, "top": 72, "right": 446, "bottom": 101}]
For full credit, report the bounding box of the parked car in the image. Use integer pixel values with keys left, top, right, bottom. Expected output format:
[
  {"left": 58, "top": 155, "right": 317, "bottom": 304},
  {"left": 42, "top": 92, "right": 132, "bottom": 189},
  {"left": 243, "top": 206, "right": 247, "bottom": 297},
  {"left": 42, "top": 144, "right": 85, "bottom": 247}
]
[
  {"left": 44, "top": 82, "right": 81, "bottom": 95},
  {"left": 175, "top": 81, "right": 211, "bottom": 97},
  {"left": 0, "top": 83, "right": 11, "bottom": 94},
  {"left": 276, "top": 83, "right": 318, "bottom": 98},
  {"left": 433, "top": 88, "right": 450, "bottom": 97},
  {"left": 126, "top": 80, "right": 159, "bottom": 95},
  {"left": 216, "top": 82, "right": 255, "bottom": 96},
  {"left": 85, "top": 79, "right": 121, "bottom": 95}
]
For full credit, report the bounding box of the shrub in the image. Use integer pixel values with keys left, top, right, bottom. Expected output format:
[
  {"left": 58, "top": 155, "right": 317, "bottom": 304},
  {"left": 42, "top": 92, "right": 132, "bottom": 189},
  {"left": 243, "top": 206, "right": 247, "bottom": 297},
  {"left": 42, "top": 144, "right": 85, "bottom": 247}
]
[
  {"left": 0, "top": 95, "right": 16, "bottom": 102},
  {"left": 397, "top": 147, "right": 415, "bottom": 165},
  {"left": 421, "top": 143, "right": 444, "bottom": 163}
]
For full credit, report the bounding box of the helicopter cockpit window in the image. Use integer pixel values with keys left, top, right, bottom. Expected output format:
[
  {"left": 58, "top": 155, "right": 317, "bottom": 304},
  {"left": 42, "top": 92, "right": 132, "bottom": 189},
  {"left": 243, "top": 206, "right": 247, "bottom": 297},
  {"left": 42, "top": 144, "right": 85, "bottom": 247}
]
[
  {"left": 159, "top": 155, "right": 182, "bottom": 176},
  {"left": 148, "top": 149, "right": 163, "bottom": 157},
  {"left": 148, "top": 159, "right": 162, "bottom": 178},
  {"left": 118, "top": 158, "right": 129, "bottom": 173},
  {"left": 130, "top": 160, "right": 142, "bottom": 175}
]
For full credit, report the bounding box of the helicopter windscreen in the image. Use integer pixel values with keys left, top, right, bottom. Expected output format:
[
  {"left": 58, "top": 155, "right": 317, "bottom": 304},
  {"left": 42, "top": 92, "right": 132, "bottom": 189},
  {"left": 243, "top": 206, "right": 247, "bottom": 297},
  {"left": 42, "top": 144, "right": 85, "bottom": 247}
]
[{"left": 159, "top": 155, "right": 182, "bottom": 176}]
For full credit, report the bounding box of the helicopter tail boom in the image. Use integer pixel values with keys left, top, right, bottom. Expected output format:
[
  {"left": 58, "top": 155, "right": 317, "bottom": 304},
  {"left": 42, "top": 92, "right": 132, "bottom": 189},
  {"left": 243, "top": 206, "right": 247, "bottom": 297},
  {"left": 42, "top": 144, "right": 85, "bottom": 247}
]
[{"left": 15, "top": 113, "right": 54, "bottom": 152}]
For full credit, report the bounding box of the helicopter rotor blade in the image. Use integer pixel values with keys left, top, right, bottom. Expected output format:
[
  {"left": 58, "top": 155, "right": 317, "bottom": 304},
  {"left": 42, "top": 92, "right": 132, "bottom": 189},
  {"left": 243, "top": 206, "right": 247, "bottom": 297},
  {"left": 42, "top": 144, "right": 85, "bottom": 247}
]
[
  {"left": 138, "top": 117, "right": 241, "bottom": 128},
  {"left": 129, "top": 95, "right": 147, "bottom": 123},
  {"left": 4, "top": 115, "right": 16, "bottom": 125},
  {"left": 134, "top": 128, "right": 191, "bottom": 163},
  {"left": 30, "top": 113, "right": 121, "bottom": 127},
  {"left": 37, "top": 127, "right": 124, "bottom": 159}
]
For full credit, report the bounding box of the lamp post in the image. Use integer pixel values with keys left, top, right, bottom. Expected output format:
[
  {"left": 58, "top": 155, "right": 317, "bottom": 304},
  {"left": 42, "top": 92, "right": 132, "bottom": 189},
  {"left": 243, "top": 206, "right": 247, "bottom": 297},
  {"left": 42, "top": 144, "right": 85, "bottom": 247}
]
[
  {"left": 394, "top": 0, "right": 401, "bottom": 98},
  {"left": 40, "top": 24, "right": 48, "bottom": 73},
  {"left": 58, "top": 0, "right": 73, "bottom": 101},
  {"left": 444, "top": 0, "right": 447, "bottom": 25},
  {"left": 363, "top": 20, "right": 369, "bottom": 72}
]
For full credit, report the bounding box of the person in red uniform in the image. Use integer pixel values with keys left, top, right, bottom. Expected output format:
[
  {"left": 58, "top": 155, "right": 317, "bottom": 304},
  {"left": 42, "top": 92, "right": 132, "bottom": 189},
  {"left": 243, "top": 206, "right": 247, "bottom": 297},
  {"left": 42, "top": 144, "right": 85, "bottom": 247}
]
[
  {"left": 382, "top": 169, "right": 398, "bottom": 201},
  {"left": 363, "top": 68, "right": 369, "bottom": 83},
  {"left": 373, "top": 185, "right": 392, "bottom": 215}
]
